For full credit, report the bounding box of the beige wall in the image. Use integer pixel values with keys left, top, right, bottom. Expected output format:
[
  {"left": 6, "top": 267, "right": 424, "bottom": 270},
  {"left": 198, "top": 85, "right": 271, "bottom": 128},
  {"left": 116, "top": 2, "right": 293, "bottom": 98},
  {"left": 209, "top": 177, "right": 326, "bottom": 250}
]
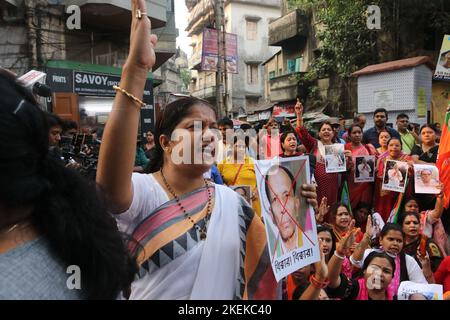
[{"left": 432, "top": 81, "right": 450, "bottom": 126}]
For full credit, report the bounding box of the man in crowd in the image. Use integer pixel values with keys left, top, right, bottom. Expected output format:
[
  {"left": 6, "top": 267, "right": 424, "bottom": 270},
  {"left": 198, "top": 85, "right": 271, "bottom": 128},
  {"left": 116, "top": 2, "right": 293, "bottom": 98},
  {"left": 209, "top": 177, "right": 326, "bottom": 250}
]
[
  {"left": 217, "top": 116, "right": 234, "bottom": 162},
  {"left": 396, "top": 113, "right": 420, "bottom": 154},
  {"left": 363, "top": 108, "right": 401, "bottom": 148}
]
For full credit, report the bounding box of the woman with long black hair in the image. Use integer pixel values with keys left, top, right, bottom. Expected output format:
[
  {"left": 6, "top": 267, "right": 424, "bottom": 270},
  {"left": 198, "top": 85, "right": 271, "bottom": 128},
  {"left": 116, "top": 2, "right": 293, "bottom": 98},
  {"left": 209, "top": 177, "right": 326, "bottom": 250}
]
[{"left": 0, "top": 69, "right": 137, "bottom": 299}]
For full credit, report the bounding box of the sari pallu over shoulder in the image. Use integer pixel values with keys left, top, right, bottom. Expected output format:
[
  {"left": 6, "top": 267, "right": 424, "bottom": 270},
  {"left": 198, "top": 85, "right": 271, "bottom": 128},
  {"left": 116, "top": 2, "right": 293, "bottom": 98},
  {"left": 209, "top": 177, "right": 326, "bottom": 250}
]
[{"left": 127, "top": 184, "right": 280, "bottom": 299}]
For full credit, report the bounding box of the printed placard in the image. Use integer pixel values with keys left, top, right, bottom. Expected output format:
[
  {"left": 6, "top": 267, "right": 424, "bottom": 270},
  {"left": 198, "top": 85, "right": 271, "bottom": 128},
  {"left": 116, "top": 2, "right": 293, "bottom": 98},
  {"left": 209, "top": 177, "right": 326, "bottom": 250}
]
[
  {"left": 382, "top": 160, "right": 409, "bottom": 193},
  {"left": 414, "top": 164, "right": 440, "bottom": 194},
  {"left": 255, "top": 156, "right": 320, "bottom": 282},
  {"left": 325, "top": 144, "right": 346, "bottom": 173},
  {"left": 354, "top": 155, "right": 375, "bottom": 183}
]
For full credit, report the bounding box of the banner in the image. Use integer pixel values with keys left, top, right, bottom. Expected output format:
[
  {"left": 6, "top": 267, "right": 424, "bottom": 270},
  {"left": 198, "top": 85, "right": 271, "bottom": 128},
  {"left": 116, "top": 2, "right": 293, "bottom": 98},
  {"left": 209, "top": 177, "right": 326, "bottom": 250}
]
[
  {"left": 255, "top": 156, "right": 320, "bottom": 282},
  {"left": 201, "top": 28, "right": 238, "bottom": 74},
  {"left": 436, "top": 110, "right": 450, "bottom": 208},
  {"left": 433, "top": 34, "right": 450, "bottom": 82}
]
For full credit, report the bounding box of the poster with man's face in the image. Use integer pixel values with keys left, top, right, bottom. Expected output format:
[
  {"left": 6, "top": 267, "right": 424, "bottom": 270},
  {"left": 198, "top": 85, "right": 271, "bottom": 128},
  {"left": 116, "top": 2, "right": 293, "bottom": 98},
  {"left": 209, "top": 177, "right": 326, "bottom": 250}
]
[
  {"left": 325, "top": 144, "right": 346, "bottom": 173},
  {"left": 355, "top": 155, "right": 375, "bottom": 183},
  {"left": 382, "top": 160, "right": 409, "bottom": 193},
  {"left": 413, "top": 164, "right": 440, "bottom": 194},
  {"left": 433, "top": 35, "right": 450, "bottom": 81},
  {"left": 255, "top": 156, "right": 320, "bottom": 282}
]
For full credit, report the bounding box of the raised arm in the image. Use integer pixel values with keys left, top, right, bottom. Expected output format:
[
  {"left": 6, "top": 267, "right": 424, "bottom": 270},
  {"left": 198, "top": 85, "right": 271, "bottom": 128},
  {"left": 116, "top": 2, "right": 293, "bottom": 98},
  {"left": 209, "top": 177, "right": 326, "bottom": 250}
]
[
  {"left": 96, "top": 0, "right": 157, "bottom": 213},
  {"left": 295, "top": 98, "right": 303, "bottom": 129},
  {"left": 328, "top": 220, "right": 358, "bottom": 288},
  {"left": 429, "top": 183, "right": 445, "bottom": 222},
  {"left": 350, "top": 215, "right": 373, "bottom": 268},
  {"left": 294, "top": 100, "right": 316, "bottom": 153},
  {"left": 299, "top": 242, "right": 328, "bottom": 300}
]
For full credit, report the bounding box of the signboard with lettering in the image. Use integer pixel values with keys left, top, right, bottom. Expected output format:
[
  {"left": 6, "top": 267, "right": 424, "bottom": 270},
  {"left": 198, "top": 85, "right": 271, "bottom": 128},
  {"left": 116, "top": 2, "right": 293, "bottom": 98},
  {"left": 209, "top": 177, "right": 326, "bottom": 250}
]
[
  {"left": 73, "top": 71, "right": 121, "bottom": 96},
  {"left": 45, "top": 67, "right": 155, "bottom": 132}
]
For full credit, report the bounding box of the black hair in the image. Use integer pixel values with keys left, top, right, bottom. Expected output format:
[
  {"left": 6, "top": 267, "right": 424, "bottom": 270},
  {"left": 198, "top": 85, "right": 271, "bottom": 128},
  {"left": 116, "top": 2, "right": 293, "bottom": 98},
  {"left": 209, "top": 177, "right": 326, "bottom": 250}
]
[
  {"left": 0, "top": 69, "right": 137, "bottom": 299},
  {"left": 232, "top": 134, "right": 250, "bottom": 148},
  {"left": 240, "top": 123, "right": 252, "bottom": 131},
  {"left": 386, "top": 137, "right": 403, "bottom": 147},
  {"left": 347, "top": 123, "right": 363, "bottom": 136},
  {"left": 63, "top": 120, "right": 78, "bottom": 132},
  {"left": 327, "top": 202, "right": 352, "bottom": 225},
  {"left": 362, "top": 251, "right": 396, "bottom": 275},
  {"left": 147, "top": 97, "right": 215, "bottom": 173},
  {"left": 396, "top": 113, "right": 409, "bottom": 120},
  {"left": 354, "top": 202, "right": 372, "bottom": 213},
  {"left": 46, "top": 112, "right": 64, "bottom": 128},
  {"left": 403, "top": 196, "right": 418, "bottom": 208},
  {"left": 218, "top": 116, "right": 233, "bottom": 128},
  {"left": 397, "top": 211, "right": 421, "bottom": 228},
  {"left": 419, "top": 123, "right": 437, "bottom": 134},
  {"left": 264, "top": 165, "right": 297, "bottom": 204},
  {"left": 280, "top": 130, "right": 297, "bottom": 151},
  {"left": 380, "top": 223, "right": 404, "bottom": 238},
  {"left": 316, "top": 224, "right": 336, "bottom": 259},
  {"left": 373, "top": 108, "right": 388, "bottom": 119},
  {"left": 353, "top": 114, "right": 365, "bottom": 123}
]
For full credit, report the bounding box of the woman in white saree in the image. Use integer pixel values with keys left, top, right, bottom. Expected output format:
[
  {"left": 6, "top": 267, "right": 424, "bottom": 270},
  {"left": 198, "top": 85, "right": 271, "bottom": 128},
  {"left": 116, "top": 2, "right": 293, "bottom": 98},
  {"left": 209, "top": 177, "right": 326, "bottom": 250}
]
[{"left": 96, "top": 0, "right": 318, "bottom": 300}]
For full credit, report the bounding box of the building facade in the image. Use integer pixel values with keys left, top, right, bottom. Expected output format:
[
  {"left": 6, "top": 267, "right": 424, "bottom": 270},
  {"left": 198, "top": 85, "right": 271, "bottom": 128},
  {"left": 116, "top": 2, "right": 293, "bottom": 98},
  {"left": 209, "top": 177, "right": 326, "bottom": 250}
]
[
  {"left": 185, "top": 0, "right": 281, "bottom": 118},
  {"left": 0, "top": 0, "right": 177, "bottom": 134}
]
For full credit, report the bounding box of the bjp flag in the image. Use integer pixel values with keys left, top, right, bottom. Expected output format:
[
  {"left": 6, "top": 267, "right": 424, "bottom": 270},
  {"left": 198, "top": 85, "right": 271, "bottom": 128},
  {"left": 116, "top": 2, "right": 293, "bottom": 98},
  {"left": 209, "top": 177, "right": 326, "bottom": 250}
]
[{"left": 436, "top": 110, "right": 450, "bottom": 208}]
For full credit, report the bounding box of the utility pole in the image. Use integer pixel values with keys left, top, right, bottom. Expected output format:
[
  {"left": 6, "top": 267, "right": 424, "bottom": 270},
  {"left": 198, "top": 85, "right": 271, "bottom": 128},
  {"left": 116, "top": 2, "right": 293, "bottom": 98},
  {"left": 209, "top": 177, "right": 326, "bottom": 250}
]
[{"left": 215, "top": 0, "right": 225, "bottom": 118}]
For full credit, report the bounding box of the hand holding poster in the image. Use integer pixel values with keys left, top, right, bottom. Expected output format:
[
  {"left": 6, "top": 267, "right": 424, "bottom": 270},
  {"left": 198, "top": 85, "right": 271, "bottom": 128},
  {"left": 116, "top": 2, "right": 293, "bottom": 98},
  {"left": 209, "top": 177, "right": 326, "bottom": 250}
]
[
  {"left": 382, "top": 160, "right": 409, "bottom": 193},
  {"left": 255, "top": 156, "right": 320, "bottom": 282},
  {"left": 413, "top": 164, "right": 440, "bottom": 194},
  {"left": 325, "top": 144, "right": 346, "bottom": 173},
  {"left": 354, "top": 155, "right": 375, "bottom": 183}
]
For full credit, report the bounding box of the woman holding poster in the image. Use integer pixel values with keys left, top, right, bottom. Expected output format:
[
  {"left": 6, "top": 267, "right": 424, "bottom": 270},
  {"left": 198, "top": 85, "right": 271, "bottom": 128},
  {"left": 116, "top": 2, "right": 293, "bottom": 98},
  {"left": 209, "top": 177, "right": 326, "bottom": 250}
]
[
  {"left": 294, "top": 100, "right": 351, "bottom": 210},
  {"left": 96, "top": 0, "right": 319, "bottom": 300},
  {"left": 345, "top": 124, "right": 377, "bottom": 209},
  {"left": 374, "top": 138, "right": 413, "bottom": 222}
]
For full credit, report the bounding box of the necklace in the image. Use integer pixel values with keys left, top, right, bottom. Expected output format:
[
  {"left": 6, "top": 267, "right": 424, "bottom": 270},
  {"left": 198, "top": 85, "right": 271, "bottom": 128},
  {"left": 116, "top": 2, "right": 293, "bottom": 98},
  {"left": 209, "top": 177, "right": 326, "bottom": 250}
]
[{"left": 160, "top": 169, "right": 212, "bottom": 240}]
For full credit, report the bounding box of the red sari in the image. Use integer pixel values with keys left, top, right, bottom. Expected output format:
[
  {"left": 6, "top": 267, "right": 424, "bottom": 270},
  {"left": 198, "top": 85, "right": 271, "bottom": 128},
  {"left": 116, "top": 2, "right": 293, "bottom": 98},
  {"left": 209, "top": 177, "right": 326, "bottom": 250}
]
[
  {"left": 296, "top": 126, "right": 339, "bottom": 207},
  {"left": 373, "top": 152, "right": 413, "bottom": 222},
  {"left": 345, "top": 143, "right": 377, "bottom": 210}
]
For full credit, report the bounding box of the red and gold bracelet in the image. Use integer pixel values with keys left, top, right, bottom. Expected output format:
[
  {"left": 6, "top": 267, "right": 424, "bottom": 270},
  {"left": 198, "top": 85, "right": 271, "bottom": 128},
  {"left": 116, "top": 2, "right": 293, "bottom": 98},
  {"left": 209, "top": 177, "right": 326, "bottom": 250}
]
[{"left": 309, "top": 274, "right": 330, "bottom": 289}]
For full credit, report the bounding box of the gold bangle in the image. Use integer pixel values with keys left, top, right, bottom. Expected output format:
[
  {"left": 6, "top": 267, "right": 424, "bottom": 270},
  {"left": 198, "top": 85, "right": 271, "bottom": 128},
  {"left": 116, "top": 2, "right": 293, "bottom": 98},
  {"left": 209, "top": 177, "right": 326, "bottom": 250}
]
[{"left": 113, "top": 85, "right": 146, "bottom": 108}]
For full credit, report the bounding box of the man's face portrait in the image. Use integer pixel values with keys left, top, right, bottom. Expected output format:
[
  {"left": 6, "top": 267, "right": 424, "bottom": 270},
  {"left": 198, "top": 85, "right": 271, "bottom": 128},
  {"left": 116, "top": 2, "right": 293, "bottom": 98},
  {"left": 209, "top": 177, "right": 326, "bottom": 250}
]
[
  {"left": 420, "top": 169, "right": 432, "bottom": 185},
  {"left": 266, "top": 167, "right": 299, "bottom": 242}
]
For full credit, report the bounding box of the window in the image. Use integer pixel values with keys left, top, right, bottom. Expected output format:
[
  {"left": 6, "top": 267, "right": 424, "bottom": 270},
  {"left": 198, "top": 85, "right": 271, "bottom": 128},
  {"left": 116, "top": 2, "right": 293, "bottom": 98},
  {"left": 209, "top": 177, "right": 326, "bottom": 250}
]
[
  {"left": 269, "top": 71, "right": 276, "bottom": 79},
  {"left": 246, "top": 21, "right": 257, "bottom": 40},
  {"left": 247, "top": 64, "right": 259, "bottom": 84},
  {"left": 287, "top": 59, "right": 296, "bottom": 73}
]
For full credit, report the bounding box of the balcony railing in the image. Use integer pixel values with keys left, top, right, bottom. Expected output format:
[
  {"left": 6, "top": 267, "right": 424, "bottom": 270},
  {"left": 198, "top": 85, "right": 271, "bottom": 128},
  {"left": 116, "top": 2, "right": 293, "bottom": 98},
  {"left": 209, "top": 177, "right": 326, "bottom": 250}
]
[
  {"left": 191, "top": 85, "right": 216, "bottom": 99},
  {"left": 268, "top": 72, "right": 301, "bottom": 103},
  {"left": 60, "top": 0, "right": 167, "bottom": 29},
  {"left": 268, "top": 9, "right": 308, "bottom": 47}
]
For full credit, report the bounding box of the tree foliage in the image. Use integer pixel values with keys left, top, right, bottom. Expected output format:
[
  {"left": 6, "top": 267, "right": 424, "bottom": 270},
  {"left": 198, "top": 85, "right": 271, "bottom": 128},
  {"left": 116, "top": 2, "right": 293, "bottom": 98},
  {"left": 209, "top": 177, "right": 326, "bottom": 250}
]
[{"left": 180, "top": 68, "right": 191, "bottom": 91}]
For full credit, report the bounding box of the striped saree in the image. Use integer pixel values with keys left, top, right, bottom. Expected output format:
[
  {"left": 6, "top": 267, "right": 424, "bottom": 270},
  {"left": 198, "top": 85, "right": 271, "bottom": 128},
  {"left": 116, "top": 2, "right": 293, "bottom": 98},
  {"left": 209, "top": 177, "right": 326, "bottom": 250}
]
[{"left": 126, "top": 184, "right": 280, "bottom": 299}]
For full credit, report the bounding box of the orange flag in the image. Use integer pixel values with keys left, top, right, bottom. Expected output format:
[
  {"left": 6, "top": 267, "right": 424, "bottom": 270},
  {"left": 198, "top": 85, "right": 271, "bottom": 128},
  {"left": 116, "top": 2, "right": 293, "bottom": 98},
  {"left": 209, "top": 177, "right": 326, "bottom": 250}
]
[{"left": 436, "top": 110, "right": 450, "bottom": 209}]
